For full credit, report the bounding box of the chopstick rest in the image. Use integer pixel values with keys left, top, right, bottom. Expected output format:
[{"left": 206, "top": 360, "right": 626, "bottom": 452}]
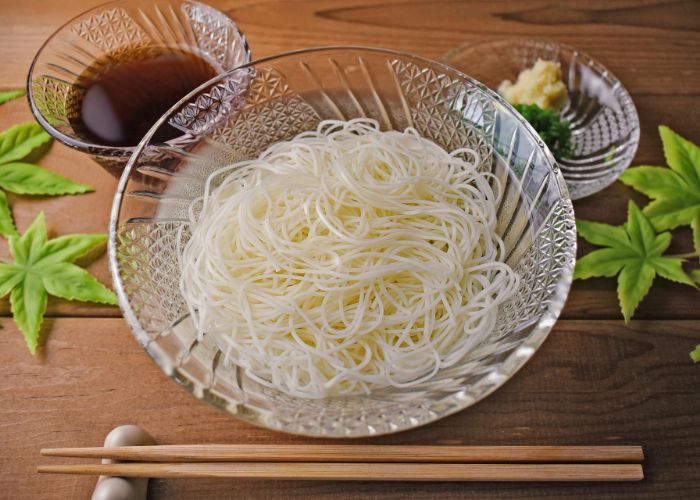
[{"left": 91, "top": 425, "right": 154, "bottom": 500}]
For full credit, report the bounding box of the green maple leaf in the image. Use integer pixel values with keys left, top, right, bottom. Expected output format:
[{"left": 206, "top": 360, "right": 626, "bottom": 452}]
[
  {"left": 691, "top": 270, "right": 700, "bottom": 285},
  {"left": 619, "top": 126, "right": 700, "bottom": 256},
  {"left": 0, "top": 122, "right": 94, "bottom": 237},
  {"left": 0, "top": 212, "right": 118, "bottom": 354},
  {"left": 691, "top": 344, "right": 700, "bottom": 363},
  {"left": 0, "top": 162, "right": 95, "bottom": 195},
  {"left": 0, "top": 191, "right": 16, "bottom": 237},
  {"left": 0, "top": 122, "right": 53, "bottom": 164},
  {"left": 574, "top": 200, "right": 696, "bottom": 322},
  {"left": 0, "top": 89, "right": 26, "bottom": 106}
]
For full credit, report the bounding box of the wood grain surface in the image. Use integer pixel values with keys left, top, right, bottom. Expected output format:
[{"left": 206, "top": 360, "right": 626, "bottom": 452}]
[
  {"left": 2, "top": 319, "right": 699, "bottom": 497},
  {"left": 1, "top": 0, "right": 700, "bottom": 498}
]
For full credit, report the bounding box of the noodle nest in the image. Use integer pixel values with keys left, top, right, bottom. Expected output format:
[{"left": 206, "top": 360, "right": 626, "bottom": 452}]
[{"left": 180, "top": 119, "right": 518, "bottom": 398}]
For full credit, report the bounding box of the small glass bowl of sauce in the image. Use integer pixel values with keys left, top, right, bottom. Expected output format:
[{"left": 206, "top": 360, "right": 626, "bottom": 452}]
[{"left": 28, "top": 0, "right": 251, "bottom": 177}]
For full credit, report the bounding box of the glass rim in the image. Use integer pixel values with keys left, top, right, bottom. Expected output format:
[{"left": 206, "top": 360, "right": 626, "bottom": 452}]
[
  {"left": 26, "top": 0, "right": 252, "bottom": 156},
  {"left": 443, "top": 37, "right": 628, "bottom": 91}
]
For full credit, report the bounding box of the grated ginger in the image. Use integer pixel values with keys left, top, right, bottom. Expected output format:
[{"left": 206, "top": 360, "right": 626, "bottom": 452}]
[{"left": 498, "top": 59, "right": 568, "bottom": 110}]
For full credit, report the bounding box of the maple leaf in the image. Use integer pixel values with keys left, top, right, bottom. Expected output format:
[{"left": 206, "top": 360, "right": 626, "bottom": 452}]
[
  {"left": 691, "top": 344, "right": 700, "bottom": 363},
  {"left": 574, "top": 200, "right": 696, "bottom": 322},
  {"left": 0, "top": 122, "right": 53, "bottom": 164},
  {"left": 0, "top": 89, "right": 26, "bottom": 106},
  {"left": 619, "top": 126, "right": 700, "bottom": 256},
  {"left": 0, "top": 191, "right": 15, "bottom": 237},
  {"left": 0, "top": 212, "right": 118, "bottom": 353},
  {"left": 0, "top": 122, "right": 94, "bottom": 236}
]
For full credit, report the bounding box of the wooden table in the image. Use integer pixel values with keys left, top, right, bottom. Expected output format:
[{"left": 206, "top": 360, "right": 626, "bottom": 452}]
[{"left": 1, "top": 1, "right": 699, "bottom": 498}]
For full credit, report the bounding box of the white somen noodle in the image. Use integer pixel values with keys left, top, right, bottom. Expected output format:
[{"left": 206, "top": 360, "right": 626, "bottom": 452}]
[{"left": 179, "top": 119, "right": 519, "bottom": 398}]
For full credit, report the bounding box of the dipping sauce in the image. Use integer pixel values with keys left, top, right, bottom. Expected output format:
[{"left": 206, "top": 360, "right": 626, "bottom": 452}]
[{"left": 70, "top": 47, "right": 217, "bottom": 146}]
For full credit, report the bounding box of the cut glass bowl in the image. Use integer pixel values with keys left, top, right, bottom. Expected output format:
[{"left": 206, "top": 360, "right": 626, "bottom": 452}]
[
  {"left": 444, "top": 38, "right": 640, "bottom": 200},
  {"left": 27, "top": 0, "right": 251, "bottom": 177},
  {"left": 109, "top": 47, "right": 577, "bottom": 437}
]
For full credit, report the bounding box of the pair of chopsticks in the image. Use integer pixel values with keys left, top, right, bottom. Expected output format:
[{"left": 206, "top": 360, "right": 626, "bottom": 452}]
[{"left": 39, "top": 445, "right": 644, "bottom": 481}]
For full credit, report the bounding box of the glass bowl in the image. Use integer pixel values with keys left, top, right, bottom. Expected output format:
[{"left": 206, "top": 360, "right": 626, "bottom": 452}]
[
  {"left": 444, "top": 38, "right": 640, "bottom": 200},
  {"left": 109, "top": 47, "right": 577, "bottom": 437},
  {"left": 27, "top": 0, "right": 251, "bottom": 177}
]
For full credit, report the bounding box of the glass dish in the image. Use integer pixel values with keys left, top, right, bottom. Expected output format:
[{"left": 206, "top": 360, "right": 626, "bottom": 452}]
[
  {"left": 444, "top": 38, "right": 640, "bottom": 200},
  {"left": 27, "top": 0, "right": 251, "bottom": 177},
  {"left": 109, "top": 47, "right": 577, "bottom": 437}
]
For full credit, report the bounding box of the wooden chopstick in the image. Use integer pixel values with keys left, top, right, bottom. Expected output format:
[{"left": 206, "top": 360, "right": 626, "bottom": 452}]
[
  {"left": 37, "top": 462, "right": 644, "bottom": 481},
  {"left": 40, "top": 444, "right": 644, "bottom": 463}
]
